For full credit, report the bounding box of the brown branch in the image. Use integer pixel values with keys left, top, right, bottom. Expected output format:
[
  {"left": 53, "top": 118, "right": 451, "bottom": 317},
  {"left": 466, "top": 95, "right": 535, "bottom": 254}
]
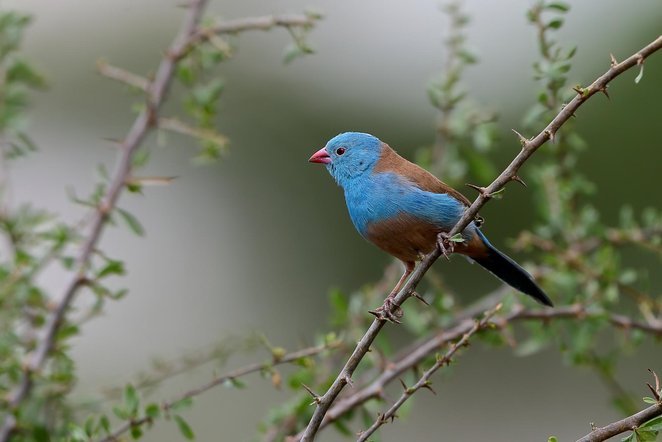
[
  {"left": 357, "top": 304, "right": 502, "bottom": 441},
  {"left": 576, "top": 402, "right": 662, "bottom": 442},
  {"left": 191, "top": 13, "right": 317, "bottom": 44},
  {"left": 298, "top": 33, "right": 662, "bottom": 442},
  {"left": 288, "top": 301, "right": 662, "bottom": 439},
  {"left": 0, "top": 1, "right": 210, "bottom": 439},
  {"left": 100, "top": 343, "right": 335, "bottom": 442}
]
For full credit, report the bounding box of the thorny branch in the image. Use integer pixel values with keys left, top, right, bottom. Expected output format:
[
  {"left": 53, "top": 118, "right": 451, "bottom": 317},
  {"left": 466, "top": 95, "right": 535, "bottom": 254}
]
[
  {"left": 100, "top": 343, "right": 337, "bottom": 442},
  {"left": 0, "top": 3, "right": 321, "bottom": 440},
  {"left": 298, "top": 34, "right": 662, "bottom": 441},
  {"left": 0, "top": 2, "right": 210, "bottom": 439},
  {"left": 288, "top": 299, "right": 662, "bottom": 439},
  {"left": 576, "top": 401, "right": 662, "bottom": 442},
  {"left": 356, "top": 304, "right": 503, "bottom": 441}
]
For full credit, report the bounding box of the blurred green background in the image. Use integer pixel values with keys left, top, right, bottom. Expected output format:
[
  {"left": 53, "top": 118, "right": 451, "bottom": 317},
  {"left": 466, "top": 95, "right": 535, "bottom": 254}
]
[{"left": 4, "top": 0, "right": 662, "bottom": 440}]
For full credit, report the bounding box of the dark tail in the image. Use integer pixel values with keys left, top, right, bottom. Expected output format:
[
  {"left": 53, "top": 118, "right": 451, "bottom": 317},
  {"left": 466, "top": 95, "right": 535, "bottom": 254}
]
[{"left": 471, "top": 232, "right": 553, "bottom": 307}]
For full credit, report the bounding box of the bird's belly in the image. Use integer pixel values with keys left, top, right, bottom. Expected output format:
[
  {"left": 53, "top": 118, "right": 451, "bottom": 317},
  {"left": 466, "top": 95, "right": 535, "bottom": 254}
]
[{"left": 366, "top": 214, "right": 441, "bottom": 262}]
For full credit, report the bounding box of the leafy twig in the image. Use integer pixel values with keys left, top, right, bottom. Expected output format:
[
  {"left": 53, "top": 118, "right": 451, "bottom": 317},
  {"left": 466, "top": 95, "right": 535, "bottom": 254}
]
[
  {"left": 0, "top": 1, "right": 211, "bottom": 439},
  {"left": 99, "top": 342, "right": 337, "bottom": 442}
]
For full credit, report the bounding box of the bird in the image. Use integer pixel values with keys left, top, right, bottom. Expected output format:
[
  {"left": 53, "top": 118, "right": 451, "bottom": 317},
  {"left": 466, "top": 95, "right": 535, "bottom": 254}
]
[{"left": 309, "top": 132, "right": 552, "bottom": 320}]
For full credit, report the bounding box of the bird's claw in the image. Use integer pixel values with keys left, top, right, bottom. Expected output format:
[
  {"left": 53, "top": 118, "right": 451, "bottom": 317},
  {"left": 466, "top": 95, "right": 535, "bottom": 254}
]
[
  {"left": 437, "top": 232, "right": 455, "bottom": 261},
  {"left": 369, "top": 298, "right": 403, "bottom": 324}
]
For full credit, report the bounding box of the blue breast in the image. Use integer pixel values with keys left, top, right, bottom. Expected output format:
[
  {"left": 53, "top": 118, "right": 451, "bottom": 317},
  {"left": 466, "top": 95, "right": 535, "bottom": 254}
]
[{"left": 343, "top": 172, "right": 465, "bottom": 238}]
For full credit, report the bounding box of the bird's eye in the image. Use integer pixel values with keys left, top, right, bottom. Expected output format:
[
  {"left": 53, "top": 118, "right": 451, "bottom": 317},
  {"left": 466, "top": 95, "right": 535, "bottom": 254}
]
[{"left": 336, "top": 147, "right": 346, "bottom": 155}]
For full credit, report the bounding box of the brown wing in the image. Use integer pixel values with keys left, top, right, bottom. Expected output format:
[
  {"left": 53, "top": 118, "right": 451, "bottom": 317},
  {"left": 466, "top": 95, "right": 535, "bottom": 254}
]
[{"left": 373, "top": 143, "right": 472, "bottom": 206}]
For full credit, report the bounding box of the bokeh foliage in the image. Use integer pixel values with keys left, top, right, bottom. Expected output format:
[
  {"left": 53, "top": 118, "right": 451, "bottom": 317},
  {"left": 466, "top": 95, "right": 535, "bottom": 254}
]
[{"left": 0, "top": 1, "right": 660, "bottom": 442}]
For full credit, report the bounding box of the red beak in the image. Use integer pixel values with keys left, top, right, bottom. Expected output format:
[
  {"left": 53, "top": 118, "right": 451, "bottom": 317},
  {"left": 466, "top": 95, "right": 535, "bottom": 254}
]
[{"left": 308, "top": 147, "right": 331, "bottom": 164}]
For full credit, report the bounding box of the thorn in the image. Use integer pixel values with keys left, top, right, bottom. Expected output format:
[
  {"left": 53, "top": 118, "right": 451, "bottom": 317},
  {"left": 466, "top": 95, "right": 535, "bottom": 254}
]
[
  {"left": 511, "top": 129, "right": 529, "bottom": 146},
  {"left": 511, "top": 175, "right": 527, "bottom": 187},
  {"left": 342, "top": 373, "right": 354, "bottom": 388},
  {"left": 411, "top": 291, "right": 430, "bottom": 306},
  {"left": 102, "top": 137, "right": 124, "bottom": 146},
  {"left": 648, "top": 369, "right": 661, "bottom": 401},
  {"left": 609, "top": 53, "right": 618, "bottom": 67},
  {"left": 301, "top": 383, "right": 321, "bottom": 404},
  {"left": 646, "top": 383, "right": 660, "bottom": 402},
  {"left": 399, "top": 378, "right": 408, "bottom": 391},
  {"left": 465, "top": 183, "right": 489, "bottom": 197},
  {"left": 572, "top": 85, "right": 585, "bottom": 97},
  {"left": 600, "top": 86, "right": 610, "bottom": 100},
  {"left": 422, "top": 381, "right": 437, "bottom": 395}
]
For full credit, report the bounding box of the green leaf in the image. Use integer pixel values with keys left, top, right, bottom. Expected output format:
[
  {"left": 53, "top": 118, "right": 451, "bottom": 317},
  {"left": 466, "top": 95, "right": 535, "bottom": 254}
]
[
  {"left": 621, "top": 433, "right": 634, "bottom": 442},
  {"left": 449, "top": 233, "right": 465, "bottom": 243},
  {"left": 170, "top": 397, "right": 193, "bottom": 412},
  {"left": 145, "top": 403, "right": 161, "bottom": 419},
  {"left": 641, "top": 416, "right": 662, "bottom": 431},
  {"left": 545, "top": 2, "right": 570, "bottom": 12},
  {"left": 547, "top": 18, "right": 564, "bottom": 29},
  {"left": 548, "top": 437, "right": 558, "bottom": 442},
  {"left": 173, "top": 415, "right": 195, "bottom": 440},
  {"left": 124, "top": 384, "right": 140, "bottom": 416},
  {"left": 643, "top": 396, "right": 657, "bottom": 405},
  {"left": 97, "top": 259, "right": 125, "bottom": 279},
  {"left": 99, "top": 415, "right": 111, "bottom": 434},
  {"left": 222, "top": 377, "right": 246, "bottom": 389},
  {"left": 130, "top": 425, "right": 143, "bottom": 440},
  {"left": 117, "top": 208, "right": 145, "bottom": 236},
  {"left": 635, "top": 428, "right": 658, "bottom": 442},
  {"left": 113, "top": 405, "right": 130, "bottom": 420}
]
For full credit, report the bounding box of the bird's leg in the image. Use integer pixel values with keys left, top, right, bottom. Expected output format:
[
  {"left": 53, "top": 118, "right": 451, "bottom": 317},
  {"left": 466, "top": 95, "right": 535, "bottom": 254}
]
[
  {"left": 437, "top": 232, "right": 456, "bottom": 261},
  {"left": 369, "top": 261, "right": 414, "bottom": 323}
]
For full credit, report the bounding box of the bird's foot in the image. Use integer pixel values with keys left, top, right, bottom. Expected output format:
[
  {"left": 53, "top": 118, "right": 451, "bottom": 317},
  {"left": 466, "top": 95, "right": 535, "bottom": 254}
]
[
  {"left": 436, "top": 232, "right": 455, "bottom": 261},
  {"left": 369, "top": 297, "right": 403, "bottom": 324}
]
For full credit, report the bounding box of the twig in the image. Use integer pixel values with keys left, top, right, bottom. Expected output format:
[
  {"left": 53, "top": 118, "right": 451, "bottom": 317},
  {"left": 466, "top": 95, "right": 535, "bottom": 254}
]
[
  {"left": 356, "top": 304, "right": 502, "bottom": 441},
  {"left": 298, "top": 34, "right": 662, "bottom": 442},
  {"left": 575, "top": 402, "right": 662, "bottom": 442},
  {"left": 100, "top": 343, "right": 334, "bottom": 442},
  {"left": 0, "top": 1, "right": 210, "bottom": 439},
  {"left": 191, "top": 13, "right": 317, "bottom": 42},
  {"left": 445, "top": 34, "right": 662, "bottom": 242},
  {"left": 289, "top": 302, "right": 662, "bottom": 439}
]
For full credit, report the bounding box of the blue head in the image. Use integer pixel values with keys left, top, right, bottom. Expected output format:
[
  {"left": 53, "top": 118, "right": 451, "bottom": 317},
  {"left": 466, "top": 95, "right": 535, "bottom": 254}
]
[{"left": 308, "top": 132, "right": 382, "bottom": 188}]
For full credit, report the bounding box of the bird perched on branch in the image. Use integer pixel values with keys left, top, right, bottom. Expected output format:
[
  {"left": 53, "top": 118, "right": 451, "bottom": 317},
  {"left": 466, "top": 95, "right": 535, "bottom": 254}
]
[{"left": 309, "top": 132, "right": 552, "bottom": 321}]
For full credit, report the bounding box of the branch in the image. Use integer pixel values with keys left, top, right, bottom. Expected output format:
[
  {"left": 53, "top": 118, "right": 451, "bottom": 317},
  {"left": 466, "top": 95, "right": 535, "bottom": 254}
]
[
  {"left": 182, "top": 13, "right": 318, "bottom": 56},
  {"left": 0, "top": 1, "right": 210, "bottom": 439},
  {"left": 576, "top": 403, "right": 662, "bottom": 442},
  {"left": 356, "top": 304, "right": 502, "bottom": 441},
  {"left": 288, "top": 301, "right": 662, "bottom": 439},
  {"left": 298, "top": 33, "right": 662, "bottom": 442},
  {"left": 100, "top": 343, "right": 335, "bottom": 442}
]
